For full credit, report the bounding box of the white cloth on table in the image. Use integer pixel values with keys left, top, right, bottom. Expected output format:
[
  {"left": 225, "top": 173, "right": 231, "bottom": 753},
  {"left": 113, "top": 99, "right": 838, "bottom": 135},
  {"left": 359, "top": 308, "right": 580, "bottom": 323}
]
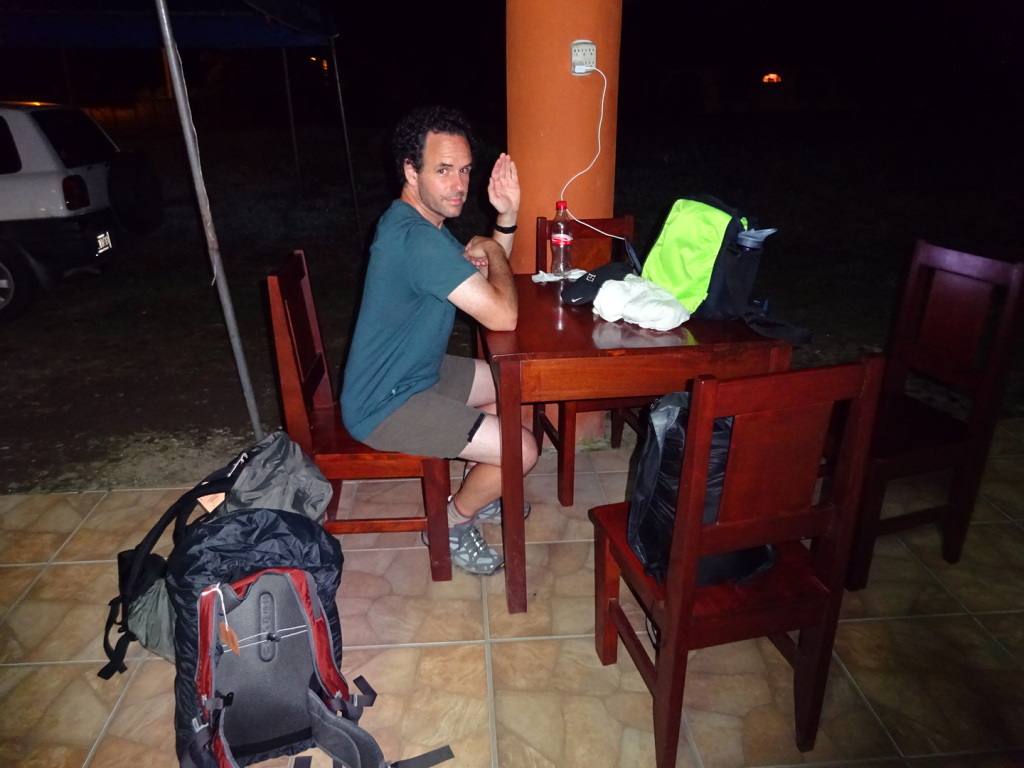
[
  {"left": 592, "top": 274, "right": 690, "bottom": 331},
  {"left": 532, "top": 269, "right": 588, "bottom": 283}
]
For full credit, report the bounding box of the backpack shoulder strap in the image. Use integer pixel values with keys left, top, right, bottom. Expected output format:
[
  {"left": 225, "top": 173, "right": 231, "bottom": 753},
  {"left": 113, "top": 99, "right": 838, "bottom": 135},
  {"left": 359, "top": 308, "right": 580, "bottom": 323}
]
[
  {"left": 308, "top": 688, "right": 454, "bottom": 768},
  {"left": 740, "top": 311, "right": 813, "bottom": 345}
]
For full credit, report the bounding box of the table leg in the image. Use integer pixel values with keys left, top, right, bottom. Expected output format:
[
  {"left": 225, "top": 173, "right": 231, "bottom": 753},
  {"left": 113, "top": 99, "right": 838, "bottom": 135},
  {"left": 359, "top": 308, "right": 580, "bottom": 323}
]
[{"left": 494, "top": 360, "right": 527, "bottom": 614}]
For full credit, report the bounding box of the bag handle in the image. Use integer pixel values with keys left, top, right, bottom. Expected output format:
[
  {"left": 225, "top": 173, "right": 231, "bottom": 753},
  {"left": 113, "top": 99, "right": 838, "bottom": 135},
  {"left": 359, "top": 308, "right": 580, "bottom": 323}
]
[
  {"left": 124, "top": 475, "right": 237, "bottom": 601},
  {"left": 98, "top": 476, "right": 236, "bottom": 680}
]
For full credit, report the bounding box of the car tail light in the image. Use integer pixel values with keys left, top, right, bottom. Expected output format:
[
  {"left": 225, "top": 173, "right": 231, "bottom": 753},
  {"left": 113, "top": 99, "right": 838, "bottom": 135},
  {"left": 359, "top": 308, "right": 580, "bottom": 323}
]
[{"left": 63, "top": 174, "right": 91, "bottom": 210}]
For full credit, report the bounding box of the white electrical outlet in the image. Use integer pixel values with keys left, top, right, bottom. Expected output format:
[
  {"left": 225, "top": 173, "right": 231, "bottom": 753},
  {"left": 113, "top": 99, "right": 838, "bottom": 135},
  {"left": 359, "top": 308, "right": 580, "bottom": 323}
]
[{"left": 570, "top": 39, "right": 596, "bottom": 75}]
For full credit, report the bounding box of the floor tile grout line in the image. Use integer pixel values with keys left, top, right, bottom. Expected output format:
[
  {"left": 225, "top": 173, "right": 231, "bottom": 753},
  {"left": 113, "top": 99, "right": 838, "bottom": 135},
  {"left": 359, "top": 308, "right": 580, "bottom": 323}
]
[
  {"left": 342, "top": 640, "right": 492, "bottom": 652},
  {"left": 891, "top": 531, "right": 973, "bottom": 612},
  {"left": 903, "top": 746, "right": 1024, "bottom": 763},
  {"left": 82, "top": 656, "right": 147, "bottom": 768},
  {"left": 760, "top": 759, "right": 907, "bottom": 768},
  {"left": 679, "top": 707, "right": 706, "bottom": 768},
  {"left": 838, "top": 611, "right": 978, "bottom": 626},
  {"left": 905, "top": 518, "right": 1024, "bottom": 616},
  {"left": 966, "top": 612, "right": 1024, "bottom": 671},
  {"left": 0, "top": 566, "right": 47, "bottom": 626},
  {"left": 972, "top": 607, "right": 1024, "bottom": 616},
  {"left": 0, "top": 658, "right": 148, "bottom": 668},
  {"left": 0, "top": 490, "right": 113, "bottom": 625},
  {"left": 339, "top": 634, "right": 602, "bottom": 654},
  {"left": 480, "top": 586, "right": 500, "bottom": 768},
  {"left": 48, "top": 489, "right": 110, "bottom": 565},
  {"left": 977, "top": 489, "right": 1018, "bottom": 522},
  {"left": 829, "top": 648, "right": 906, "bottom": 761},
  {"left": 487, "top": 633, "right": 595, "bottom": 644}
]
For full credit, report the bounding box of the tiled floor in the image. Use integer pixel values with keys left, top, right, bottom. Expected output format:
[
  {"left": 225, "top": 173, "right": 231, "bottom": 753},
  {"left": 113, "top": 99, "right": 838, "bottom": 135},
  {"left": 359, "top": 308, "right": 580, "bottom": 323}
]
[{"left": 2, "top": 419, "right": 1024, "bottom": 768}]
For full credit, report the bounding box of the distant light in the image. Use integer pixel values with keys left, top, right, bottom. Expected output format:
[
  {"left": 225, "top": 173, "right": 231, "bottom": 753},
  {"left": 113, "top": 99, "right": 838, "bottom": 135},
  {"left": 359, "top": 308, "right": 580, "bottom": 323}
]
[
  {"left": 762, "top": 73, "right": 782, "bottom": 83},
  {"left": 321, "top": 60, "right": 328, "bottom": 72},
  {"left": 310, "top": 57, "right": 317, "bottom": 62}
]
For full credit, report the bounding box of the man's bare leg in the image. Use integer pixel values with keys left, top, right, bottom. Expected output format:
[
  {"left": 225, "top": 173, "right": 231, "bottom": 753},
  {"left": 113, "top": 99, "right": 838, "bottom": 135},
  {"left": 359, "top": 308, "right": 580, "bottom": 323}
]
[
  {"left": 434, "top": 362, "right": 537, "bottom": 575},
  {"left": 452, "top": 360, "right": 537, "bottom": 518},
  {"left": 454, "top": 416, "right": 536, "bottom": 517}
]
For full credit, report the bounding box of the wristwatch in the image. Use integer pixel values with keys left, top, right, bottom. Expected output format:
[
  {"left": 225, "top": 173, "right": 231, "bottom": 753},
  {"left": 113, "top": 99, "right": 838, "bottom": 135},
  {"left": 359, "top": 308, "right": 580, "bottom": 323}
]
[{"left": 494, "top": 223, "right": 518, "bottom": 234}]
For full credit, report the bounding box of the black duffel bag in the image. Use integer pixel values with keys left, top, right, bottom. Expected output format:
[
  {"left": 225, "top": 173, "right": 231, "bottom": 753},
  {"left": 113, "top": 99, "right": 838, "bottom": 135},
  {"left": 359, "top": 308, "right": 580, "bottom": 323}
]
[{"left": 627, "top": 391, "right": 776, "bottom": 585}]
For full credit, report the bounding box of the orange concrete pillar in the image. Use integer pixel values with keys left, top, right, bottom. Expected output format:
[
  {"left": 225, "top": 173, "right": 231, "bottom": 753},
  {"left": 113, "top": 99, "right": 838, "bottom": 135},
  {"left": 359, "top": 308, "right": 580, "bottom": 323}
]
[
  {"left": 506, "top": 0, "right": 623, "bottom": 443},
  {"left": 506, "top": 0, "right": 623, "bottom": 275}
]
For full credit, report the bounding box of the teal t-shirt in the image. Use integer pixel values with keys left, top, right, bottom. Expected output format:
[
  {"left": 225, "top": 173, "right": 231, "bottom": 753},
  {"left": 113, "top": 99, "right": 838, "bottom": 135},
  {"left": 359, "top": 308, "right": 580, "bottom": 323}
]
[{"left": 341, "top": 201, "right": 478, "bottom": 440}]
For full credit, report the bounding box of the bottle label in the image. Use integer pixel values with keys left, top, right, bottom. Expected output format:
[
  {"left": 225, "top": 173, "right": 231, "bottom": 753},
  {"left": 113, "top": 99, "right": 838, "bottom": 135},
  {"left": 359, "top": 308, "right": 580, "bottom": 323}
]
[{"left": 551, "top": 233, "right": 573, "bottom": 246}]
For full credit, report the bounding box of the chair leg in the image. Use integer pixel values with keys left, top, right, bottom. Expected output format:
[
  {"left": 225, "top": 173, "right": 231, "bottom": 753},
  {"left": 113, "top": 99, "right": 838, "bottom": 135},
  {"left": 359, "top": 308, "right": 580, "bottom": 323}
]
[
  {"left": 651, "top": 624, "right": 690, "bottom": 768},
  {"left": 845, "top": 474, "right": 887, "bottom": 591},
  {"left": 791, "top": 623, "right": 836, "bottom": 752},
  {"left": 942, "top": 458, "right": 986, "bottom": 564},
  {"left": 593, "top": 524, "right": 620, "bottom": 665},
  {"left": 557, "top": 402, "right": 578, "bottom": 507},
  {"left": 422, "top": 459, "right": 453, "bottom": 582}
]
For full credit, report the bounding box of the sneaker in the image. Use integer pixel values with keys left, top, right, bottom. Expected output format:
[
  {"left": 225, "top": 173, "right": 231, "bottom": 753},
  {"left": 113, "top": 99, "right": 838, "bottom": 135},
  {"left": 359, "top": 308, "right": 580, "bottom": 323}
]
[
  {"left": 423, "top": 521, "right": 504, "bottom": 576},
  {"left": 471, "top": 498, "right": 532, "bottom": 525}
]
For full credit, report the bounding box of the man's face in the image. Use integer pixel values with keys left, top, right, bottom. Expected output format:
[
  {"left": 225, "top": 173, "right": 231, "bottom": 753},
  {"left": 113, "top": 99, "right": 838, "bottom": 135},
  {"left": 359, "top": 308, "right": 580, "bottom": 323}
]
[{"left": 403, "top": 131, "right": 472, "bottom": 227}]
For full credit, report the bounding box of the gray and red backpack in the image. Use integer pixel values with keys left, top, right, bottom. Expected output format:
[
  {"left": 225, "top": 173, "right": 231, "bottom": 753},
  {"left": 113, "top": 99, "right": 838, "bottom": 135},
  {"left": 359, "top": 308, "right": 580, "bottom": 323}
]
[{"left": 100, "top": 432, "right": 453, "bottom": 768}]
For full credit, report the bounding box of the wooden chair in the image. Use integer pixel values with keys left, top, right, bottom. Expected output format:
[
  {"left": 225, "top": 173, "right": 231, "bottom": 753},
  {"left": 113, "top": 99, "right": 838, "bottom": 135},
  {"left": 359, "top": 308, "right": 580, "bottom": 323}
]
[
  {"left": 590, "top": 357, "right": 884, "bottom": 768},
  {"left": 534, "top": 213, "right": 651, "bottom": 505},
  {"left": 267, "top": 250, "right": 453, "bottom": 581},
  {"left": 845, "top": 240, "right": 1024, "bottom": 589}
]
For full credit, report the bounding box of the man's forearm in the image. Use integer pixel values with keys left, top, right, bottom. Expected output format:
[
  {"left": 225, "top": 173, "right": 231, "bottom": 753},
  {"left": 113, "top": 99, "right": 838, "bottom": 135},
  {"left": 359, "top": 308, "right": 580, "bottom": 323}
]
[
  {"left": 485, "top": 240, "right": 518, "bottom": 322},
  {"left": 492, "top": 211, "right": 517, "bottom": 257},
  {"left": 492, "top": 229, "right": 515, "bottom": 257}
]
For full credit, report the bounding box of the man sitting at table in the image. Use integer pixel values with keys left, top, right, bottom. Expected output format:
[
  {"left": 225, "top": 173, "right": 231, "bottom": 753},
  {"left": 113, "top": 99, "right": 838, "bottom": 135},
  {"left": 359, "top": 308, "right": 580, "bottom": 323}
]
[{"left": 341, "top": 105, "right": 539, "bottom": 576}]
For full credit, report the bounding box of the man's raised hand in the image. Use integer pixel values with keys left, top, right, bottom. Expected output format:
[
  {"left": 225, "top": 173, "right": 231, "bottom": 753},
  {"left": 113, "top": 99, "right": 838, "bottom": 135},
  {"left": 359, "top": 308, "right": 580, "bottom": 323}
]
[{"left": 487, "top": 153, "right": 520, "bottom": 219}]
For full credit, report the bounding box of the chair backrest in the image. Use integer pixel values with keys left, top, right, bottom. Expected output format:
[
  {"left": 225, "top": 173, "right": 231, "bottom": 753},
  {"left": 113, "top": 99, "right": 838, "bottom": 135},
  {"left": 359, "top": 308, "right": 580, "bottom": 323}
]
[
  {"left": 664, "top": 357, "right": 883, "bottom": 601},
  {"left": 535, "top": 214, "right": 635, "bottom": 273},
  {"left": 885, "top": 239, "right": 1024, "bottom": 433},
  {"left": 267, "top": 250, "right": 335, "bottom": 453}
]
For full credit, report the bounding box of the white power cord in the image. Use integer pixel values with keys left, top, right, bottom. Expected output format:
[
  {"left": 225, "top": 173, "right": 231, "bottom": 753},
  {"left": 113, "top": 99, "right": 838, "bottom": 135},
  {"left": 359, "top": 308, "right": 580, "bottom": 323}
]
[{"left": 558, "top": 67, "right": 625, "bottom": 242}]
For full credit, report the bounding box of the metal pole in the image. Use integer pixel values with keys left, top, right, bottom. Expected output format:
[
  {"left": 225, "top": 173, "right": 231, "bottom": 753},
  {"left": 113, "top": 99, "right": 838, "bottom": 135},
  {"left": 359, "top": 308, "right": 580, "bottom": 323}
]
[
  {"left": 152, "top": 0, "right": 265, "bottom": 441},
  {"left": 328, "top": 37, "right": 363, "bottom": 250}
]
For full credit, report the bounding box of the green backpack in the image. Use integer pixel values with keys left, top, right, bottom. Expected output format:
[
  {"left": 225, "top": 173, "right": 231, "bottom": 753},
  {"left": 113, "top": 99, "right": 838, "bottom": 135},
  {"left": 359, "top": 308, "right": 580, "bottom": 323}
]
[
  {"left": 642, "top": 196, "right": 755, "bottom": 317},
  {"left": 643, "top": 196, "right": 810, "bottom": 343}
]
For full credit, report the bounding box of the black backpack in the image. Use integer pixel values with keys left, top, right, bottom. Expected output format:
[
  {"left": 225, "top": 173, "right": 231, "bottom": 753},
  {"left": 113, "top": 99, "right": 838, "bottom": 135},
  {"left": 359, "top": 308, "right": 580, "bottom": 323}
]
[
  {"left": 100, "top": 432, "right": 335, "bottom": 675},
  {"left": 628, "top": 391, "right": 776, "bottom": 585},
  {"left": 99, "top": 435, "right": 453, "bottom": 768}
]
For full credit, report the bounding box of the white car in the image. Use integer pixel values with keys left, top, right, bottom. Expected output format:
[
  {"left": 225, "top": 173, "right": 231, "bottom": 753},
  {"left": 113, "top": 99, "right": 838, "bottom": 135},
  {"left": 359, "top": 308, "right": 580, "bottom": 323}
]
[{"left": 0, "top": 101, "right": 163, "bottom": 321}]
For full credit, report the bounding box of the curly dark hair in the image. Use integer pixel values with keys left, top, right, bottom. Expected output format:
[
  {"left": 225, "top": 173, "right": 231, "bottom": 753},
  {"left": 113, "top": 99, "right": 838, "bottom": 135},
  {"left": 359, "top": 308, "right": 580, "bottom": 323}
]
[{"left": 392, "top": 105, "right": 474, "bottom": 185}]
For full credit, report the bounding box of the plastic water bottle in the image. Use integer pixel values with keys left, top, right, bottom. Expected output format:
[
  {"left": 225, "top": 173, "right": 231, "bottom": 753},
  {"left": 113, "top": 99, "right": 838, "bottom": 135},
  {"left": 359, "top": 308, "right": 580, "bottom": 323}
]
[
  {"left": 550, "top": 201, "right": 573, "bottom": 277},
  {"left": 736, "top": 228, "right": 777, "bottom": 251}
]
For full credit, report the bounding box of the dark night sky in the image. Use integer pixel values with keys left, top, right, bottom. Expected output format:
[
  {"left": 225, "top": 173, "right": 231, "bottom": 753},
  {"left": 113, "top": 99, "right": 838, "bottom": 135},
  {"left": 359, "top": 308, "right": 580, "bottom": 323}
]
[
  {"left": 332, "top": 0, "right": 1024, "bottom": 127},
  {"left": 1, "top": 0, "right": 1021, "bottom": 125}
]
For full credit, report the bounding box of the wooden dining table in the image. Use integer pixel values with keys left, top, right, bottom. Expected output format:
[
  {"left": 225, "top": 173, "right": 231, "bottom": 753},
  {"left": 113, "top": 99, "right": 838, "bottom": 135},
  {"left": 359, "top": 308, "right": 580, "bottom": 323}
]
[{"left": 479, "top": 274, "right": 793, "bottom": 614}]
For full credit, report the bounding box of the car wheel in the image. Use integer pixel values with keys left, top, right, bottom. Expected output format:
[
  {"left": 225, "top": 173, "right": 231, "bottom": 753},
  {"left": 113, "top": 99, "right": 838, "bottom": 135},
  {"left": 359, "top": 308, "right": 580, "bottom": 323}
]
[
  {"left": 0, "top": 244, "right": 39, "bottom": 322},
  {"left": 108, "top": 151, "right": 164, "bottom": 235}
]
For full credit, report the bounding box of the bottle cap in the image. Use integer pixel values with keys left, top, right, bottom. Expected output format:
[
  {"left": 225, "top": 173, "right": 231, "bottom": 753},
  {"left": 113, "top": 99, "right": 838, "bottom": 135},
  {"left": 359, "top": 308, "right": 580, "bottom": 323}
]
[{"left": 556, "top": 201, "right": 568, "bottom": 210}]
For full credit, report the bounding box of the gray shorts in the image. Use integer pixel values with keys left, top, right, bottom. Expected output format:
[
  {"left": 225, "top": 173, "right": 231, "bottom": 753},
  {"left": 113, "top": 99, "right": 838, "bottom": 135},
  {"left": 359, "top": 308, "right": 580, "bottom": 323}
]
[{"left": 362, "top": 355, "right": 484, "bottom": 459}]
